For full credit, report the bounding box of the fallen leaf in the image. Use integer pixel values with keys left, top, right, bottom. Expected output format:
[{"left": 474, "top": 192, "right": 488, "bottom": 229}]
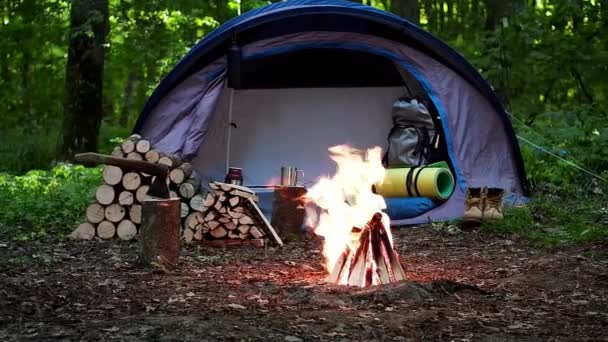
[
  {"left": 102, "top": 327, "right": 120, "bottom": 332},
  {"left": 226, "top": 303, "right": 247, "bottom": 310},
  {"left": 284, "top": 336, "right": 302, "bottom": 342}
]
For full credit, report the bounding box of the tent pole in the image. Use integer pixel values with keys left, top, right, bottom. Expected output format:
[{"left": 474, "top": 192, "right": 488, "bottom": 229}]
[{"left": 226, "top": 87, "right": 234, "bottom": 173}]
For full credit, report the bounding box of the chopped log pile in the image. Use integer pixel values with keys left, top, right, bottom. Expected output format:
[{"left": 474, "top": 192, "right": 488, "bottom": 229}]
[
  {"left": 70, "top": 134, "right": 200, "bottom": 241},
  {"left": 70, "top": 135, "right": 281, "bottom": 249},
  {"left": 328, "top": 213, "right": 406, "bottom": 287},
  {"left": 183, "top": 181, "right": 283, "bottom": 247}
]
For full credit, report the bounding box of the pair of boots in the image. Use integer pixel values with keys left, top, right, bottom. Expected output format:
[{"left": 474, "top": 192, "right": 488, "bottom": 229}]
[{"left": 463, "top": 187, "right": 504, "bottom": 222}]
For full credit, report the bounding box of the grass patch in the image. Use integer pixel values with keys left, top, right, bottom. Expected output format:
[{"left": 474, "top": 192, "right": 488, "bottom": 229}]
[
  {"left": 0, "top": 164, "right": 100, "bottom": 240},
  {"left": 0, "top": 128, "right": 59, "bottom": 174},
  {"left": 0, "top": 123, "right": 130, "bottom": 241},
  {"left": 481, "top": 189, "right": 608, "bottom": 246}
]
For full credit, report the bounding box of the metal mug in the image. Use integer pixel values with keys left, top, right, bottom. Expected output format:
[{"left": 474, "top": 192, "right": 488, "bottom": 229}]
[{"left": 280, "top": 166, "right": 304, "bottom": 186}]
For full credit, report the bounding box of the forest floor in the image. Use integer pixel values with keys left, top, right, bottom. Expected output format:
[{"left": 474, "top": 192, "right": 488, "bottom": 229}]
[{"left": 1, "top": 227, "right": 607, "bottom": 341}]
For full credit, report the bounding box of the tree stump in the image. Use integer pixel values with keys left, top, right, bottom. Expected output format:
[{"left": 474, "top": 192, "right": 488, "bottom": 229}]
[
  {"left": 139, "top": 198, "right": 181, "bottom": 269},
  {"left": 271, "top": 186, "right": 307, "bottom": 241}
]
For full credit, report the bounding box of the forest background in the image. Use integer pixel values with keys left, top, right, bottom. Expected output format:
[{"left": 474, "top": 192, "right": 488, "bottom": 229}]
[{"left": 0, "top": 0, "right": 607, "bottom": 242}]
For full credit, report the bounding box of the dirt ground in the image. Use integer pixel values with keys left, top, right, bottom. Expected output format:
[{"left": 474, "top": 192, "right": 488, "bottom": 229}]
[{"left": 1, "top": 227, "right": 607, "bottom": 341}]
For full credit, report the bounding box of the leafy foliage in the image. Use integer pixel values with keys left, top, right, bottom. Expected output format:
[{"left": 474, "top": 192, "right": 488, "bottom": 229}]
[
  {"left": 0, "top": 165, "right": 100, "bottom": 240},
  {"left": 0, "top": 123, "right": 130, "bottom": 174}
]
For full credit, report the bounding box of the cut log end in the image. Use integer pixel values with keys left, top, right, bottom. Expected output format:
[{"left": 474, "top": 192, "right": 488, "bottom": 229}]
[
  {"left": 96, "top": 184, "right": 115, "bottom": 205},
  {"left": 86, "top": 203, "right": 106, "bottom": 224},
  {"left": 136, "top": 185, "right": 150, "bottom": 203},
  {"left": 105, "top": 204, "right": 126, "bottom": 223},
  {"left": 126, "top": 152, "right": 143, "bottom": 161},
  {"left": 97, "top": 221, "right": 116, "bottom": 240},
  {"left": 122, "top": 172, "right": 141, "bottom": 191},
  {"left": 209, "top": 226, "right": 227, "bottom": 239},
  {"left": 135, "top": 139, "right": 151, "bottom": 154},
  {"left": 117, "top": 220, "right": 138, "bottom": 240},
  {"left": 129, "top": 205, "right": 142, "bottom": 224},
  {"left": 70, "top": 222, "right": 96, "bottom": 240},
  {"left": 118, "top": 191, "right": 134, "bottom": 206},
  {"left": 102, "top": 165, "right": 123, "bottom": 185},
  {"left": 145, "top": 150, "right": 160, "bottom": 163}
]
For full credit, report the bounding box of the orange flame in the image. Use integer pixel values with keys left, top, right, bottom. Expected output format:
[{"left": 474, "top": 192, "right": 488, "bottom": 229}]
[{"left": 304, "top": 145, "right": 392, "bottom": 277}]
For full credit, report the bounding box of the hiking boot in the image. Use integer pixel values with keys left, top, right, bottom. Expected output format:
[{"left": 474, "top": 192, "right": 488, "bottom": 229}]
[
  {"left": 462, "top": 187, "right": 484, "bottom": 222},
  {"left": 484, "top": 187, "right": 504, "bottom": 220}
]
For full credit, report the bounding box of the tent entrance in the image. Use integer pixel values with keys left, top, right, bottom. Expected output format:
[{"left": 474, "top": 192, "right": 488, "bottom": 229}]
[
  {"left": 191, "top": 46, "right": 456, "bottom": 221},
  {"left": 194, "top": 86, "right": 405, "bottom": 186}
]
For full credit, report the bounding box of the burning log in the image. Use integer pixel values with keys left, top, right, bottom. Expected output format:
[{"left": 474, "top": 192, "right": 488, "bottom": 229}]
[{"left": 328, "top": 213, "right": 406, "bottom": 287}]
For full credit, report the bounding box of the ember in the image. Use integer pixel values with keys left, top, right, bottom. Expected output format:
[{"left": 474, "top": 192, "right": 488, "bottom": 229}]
[{"left": 304, "top": 145, "right": 406, "bottom": 287}]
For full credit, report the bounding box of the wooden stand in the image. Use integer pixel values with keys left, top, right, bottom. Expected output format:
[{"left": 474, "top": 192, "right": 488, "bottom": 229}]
[
  {"left": 139, "top": 198, "right": 181, "bottom": 269},
  {"left": 271, "top": 186, "right": 307, "bottom": 241}
]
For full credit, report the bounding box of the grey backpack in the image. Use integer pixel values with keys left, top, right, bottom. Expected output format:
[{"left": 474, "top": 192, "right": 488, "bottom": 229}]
[{"left": 383, "top": 97, "right": 440, "bottom": 167}]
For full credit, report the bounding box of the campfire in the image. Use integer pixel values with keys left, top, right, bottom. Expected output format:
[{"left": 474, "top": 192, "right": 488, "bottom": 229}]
[{"left": 304, "top": 145, "right": 406, "bottom": 287}]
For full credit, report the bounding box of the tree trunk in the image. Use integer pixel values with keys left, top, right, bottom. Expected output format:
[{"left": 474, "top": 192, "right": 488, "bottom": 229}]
[
  {"left": 21, "top": 49, "right": 32, "bottom": 117},
  {"left": 391, "top": 0, "right": 419, "bottom": 24},
  {"left": 438, "top": 0, "right": 445, "bottom": 32},
  {"left": 1, "top": 0, "right": 9, "bottom": 84},
  {"left": 423, "top": 0, "right": 435, "bottom": 31},
  {"left": 18, "top": 0, "right": 35, "bottom": 122},
  {"left": 57, "top": 0, "right": 109, "bottom": 161},
  {"left": 446, "top": 0, "right": 454, "bottom": 35},
  {"left": 118, "top": 71, "right": 138, "bottom": 127},
  {"left": 485, "top": 0, "right": 525, "bottom": 30},
  {"left": 471, "top": 0, "right": 480, "bottom": 32}
]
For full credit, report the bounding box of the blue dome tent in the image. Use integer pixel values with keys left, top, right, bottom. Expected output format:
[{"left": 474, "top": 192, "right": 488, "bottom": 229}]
[{"left": 133, "top": 0, "right": 528, "bottom": 225}]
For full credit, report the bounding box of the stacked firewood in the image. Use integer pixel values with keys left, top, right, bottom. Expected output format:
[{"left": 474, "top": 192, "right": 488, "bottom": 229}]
[
  {"left": 183, "top": 181, "right": 283, "bottom": 247},
  {"left": 70, "top": 134, "right": 201, "bottom": 241}
]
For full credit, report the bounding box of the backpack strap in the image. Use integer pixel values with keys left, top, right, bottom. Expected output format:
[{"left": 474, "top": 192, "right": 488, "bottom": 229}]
[{"left": 382, "top": 124, "right": 408, "bottom": 167}]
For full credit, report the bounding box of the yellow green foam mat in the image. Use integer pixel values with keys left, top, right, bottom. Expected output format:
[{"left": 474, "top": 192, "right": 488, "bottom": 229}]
[{"left": 374, "top": 166, "right": 455, "bottom": 200}]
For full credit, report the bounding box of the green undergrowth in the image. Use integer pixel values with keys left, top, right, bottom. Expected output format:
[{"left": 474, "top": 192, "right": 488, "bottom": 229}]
[
  {"left": 0, "top": 123, "right": 131, "bottom": 174},
  {"left": 481, "top": 185, "right": 608, "bottom": 246},
  {"left": 0, "top": 164, "right": 100, "bottom": 240}
]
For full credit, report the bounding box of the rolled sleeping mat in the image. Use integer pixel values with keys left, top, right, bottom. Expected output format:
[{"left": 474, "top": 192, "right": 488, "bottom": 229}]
[{"left": 373, "top": 167, "right": 455, "bottom": 200}]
